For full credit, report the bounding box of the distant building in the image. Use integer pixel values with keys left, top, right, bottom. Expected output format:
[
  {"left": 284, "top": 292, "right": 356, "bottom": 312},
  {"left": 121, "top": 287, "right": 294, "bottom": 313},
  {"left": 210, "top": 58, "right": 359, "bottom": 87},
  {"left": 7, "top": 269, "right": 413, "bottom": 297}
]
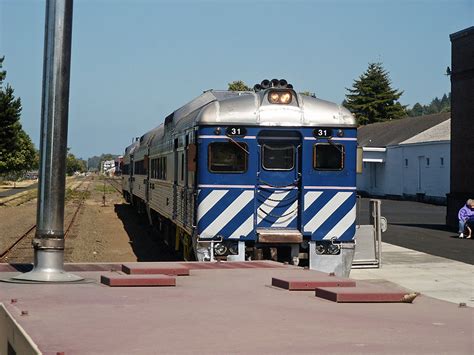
[
  {"left": 101, "top": 160, "right": 116, "bottom": 176},
  {"left": 357, "top": 112, "right": 450, "bottom": 204},
  {"left": 447, "top": 26, "right": 474, "bottom": 228}
]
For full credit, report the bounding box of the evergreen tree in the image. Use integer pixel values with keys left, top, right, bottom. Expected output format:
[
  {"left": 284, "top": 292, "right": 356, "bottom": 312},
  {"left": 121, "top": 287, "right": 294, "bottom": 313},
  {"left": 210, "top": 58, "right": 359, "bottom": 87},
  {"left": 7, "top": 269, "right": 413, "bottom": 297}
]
[
  {"left": 66, "top": 149, "right": 87, "bottom": 175},
  {"left": 0, "top": 56, "right": 36, "bottom": 177},
  {"left": 407, "top": 93, "right": 450, "bottom": 117},
  {"left": 440, "top": 94, "right": 450, "bottom": 112},
  {"left": 344, "top": 63, "right": 407, "bottom": 125},
  {"left": 228, "top": 80, "right": 251, "bottom": 91},
  {"left": 409, "top": 103, "right": 423, "bottom": 117}
]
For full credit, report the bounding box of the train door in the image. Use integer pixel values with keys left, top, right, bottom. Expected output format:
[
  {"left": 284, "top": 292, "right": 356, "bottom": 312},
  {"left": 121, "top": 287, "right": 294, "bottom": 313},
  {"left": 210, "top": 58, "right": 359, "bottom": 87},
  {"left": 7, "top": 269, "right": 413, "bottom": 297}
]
[
  {"left": 173, "top": 138, "right": 178, "bottom": 219},
  {"left": 256, "top": 131, "right": 301, "bottom": 235},
  {"left": 129, "top": 154, "right": 134, "bottom": 204},
  {"left": 144, "top": 155, "right": 150, "bottom": 202}
]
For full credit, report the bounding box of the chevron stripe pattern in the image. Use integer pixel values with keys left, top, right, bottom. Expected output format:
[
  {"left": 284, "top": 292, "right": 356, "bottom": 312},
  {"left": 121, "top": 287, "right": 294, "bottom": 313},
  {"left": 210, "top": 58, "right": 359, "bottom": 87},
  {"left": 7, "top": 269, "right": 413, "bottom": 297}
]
[
  {"left": 303, "top": 190, "right": 356, "bottom": 241},
  {"left": 197, "top": 189, "right": 255, "bottom": 240},
  {"left": 197, "top": 188, "right": 356, "bottom": 242}
]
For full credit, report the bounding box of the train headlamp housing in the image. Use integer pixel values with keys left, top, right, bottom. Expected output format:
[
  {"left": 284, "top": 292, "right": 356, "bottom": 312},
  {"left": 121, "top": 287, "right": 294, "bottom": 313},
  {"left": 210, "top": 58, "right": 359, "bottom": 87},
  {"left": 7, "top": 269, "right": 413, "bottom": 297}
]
[{"left": 268, "top": 90, "right": 292, "bottom": 104}]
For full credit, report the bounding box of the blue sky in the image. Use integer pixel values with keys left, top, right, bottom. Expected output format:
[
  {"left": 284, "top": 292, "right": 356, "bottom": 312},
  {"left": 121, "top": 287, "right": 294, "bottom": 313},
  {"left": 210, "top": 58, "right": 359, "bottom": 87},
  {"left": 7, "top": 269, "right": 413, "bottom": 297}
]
[{"left": 0, "top": 0, "right": 472, "bottom": 159}]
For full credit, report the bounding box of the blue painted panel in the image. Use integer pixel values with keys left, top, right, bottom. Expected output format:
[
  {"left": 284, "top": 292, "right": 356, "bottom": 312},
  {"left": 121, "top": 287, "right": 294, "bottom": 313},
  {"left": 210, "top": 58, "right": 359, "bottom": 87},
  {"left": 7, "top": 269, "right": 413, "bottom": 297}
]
[
  {"left": 196, "top": 187, "right": 256, "bottom": 240},
  {"left": 195, "top": 126, "right": 357, "bottom": 242},
  {"left": 303, "top": 190, "right": 357, "bottom": 241}
]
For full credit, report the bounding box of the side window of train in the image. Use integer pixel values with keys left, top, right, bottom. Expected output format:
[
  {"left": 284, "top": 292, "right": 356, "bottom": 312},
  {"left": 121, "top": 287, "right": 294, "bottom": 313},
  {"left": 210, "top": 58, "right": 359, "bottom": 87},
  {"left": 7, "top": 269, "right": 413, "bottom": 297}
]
[
  {"left": 313, "top": 143, "right": 344, "bottom": 170},
  {"left": 162, "top": 156, "right": 167, "bottom": 180},
  {"left": 262, "top": 143, "right": 295, "bottom": 171},
  {"left": 208, "top": 142, "right": 248, "bottom": 173}
]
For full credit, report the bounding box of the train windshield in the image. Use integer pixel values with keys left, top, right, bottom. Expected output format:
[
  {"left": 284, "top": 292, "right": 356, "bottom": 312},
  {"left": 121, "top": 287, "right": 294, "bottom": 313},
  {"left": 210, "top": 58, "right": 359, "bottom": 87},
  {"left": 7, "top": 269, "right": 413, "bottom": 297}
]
[
  {"left": 208, "top": 142, "right": 247, "bottom": 173},
  {"left": 262, "top": 143, "right": 295, "bottom": 171},
  {"left": 313, "top": 143, "right": 344, "bottom": 170}
]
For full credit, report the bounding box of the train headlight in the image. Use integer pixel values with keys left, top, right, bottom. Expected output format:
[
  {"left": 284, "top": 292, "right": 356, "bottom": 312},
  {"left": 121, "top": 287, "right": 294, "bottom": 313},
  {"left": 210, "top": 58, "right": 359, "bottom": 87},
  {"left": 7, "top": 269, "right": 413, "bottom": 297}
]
[
  {"left": 280, "top": 92, "right": 292, "bottom": 104},
  {"left": 214, "top": 243, "right": 228, "bottom": 256},
  {"left": 268, "top": 90, "right": 293, "bottom": 104},
  {"left": 269, "top": 91, "right": 280, "bottom": 103}
]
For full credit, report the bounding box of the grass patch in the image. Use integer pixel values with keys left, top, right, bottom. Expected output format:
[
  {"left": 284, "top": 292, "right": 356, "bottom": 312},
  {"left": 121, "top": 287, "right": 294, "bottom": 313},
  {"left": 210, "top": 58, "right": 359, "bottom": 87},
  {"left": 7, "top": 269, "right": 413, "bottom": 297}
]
[
  {"left": 94, "top": 185, "right": 117, "bottom": 194},
  {"left": 65, "top": 188, "right": 91, "bottom": 201}
]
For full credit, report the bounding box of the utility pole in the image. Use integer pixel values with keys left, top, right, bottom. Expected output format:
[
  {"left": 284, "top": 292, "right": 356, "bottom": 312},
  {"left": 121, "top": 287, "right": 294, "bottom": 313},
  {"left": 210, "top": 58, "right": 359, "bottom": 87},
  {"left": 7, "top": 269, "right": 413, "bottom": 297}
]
[{"left": 13, "top": 0, "right": 82, "bottom": 282}]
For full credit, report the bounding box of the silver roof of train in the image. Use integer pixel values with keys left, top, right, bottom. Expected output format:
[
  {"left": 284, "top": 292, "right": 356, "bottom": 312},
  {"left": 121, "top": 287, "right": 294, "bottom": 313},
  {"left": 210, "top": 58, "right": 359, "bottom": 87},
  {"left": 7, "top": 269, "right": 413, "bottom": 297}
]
[
  {"left": 171, "top": 89, "right": 356, "bottom": 127},
  {"left": 128, "top": 89, "right": 356, "bottom": 154}
]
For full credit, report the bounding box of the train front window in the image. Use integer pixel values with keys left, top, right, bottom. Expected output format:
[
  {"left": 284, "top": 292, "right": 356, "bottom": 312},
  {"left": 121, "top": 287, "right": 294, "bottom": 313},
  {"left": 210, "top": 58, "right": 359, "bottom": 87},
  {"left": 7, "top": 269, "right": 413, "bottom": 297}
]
[
  {"left": 262, "top": 143, "right": 295, "bottom": 171},
  {"left": 313, "top": 143, "right": 344, "bottom": 170},
  {"left": 209, "top": 142, "right": 247, "bottom": 173}
]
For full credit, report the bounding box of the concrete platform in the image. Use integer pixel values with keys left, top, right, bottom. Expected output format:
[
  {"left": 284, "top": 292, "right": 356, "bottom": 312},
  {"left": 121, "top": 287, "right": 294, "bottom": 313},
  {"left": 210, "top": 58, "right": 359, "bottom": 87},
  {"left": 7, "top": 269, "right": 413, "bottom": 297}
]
[
  {"left": 351, "top": 242, "right": 474, "bottom": 307},
  {"left": 1, "top": 261, "right": 473, "bottom": 354}
]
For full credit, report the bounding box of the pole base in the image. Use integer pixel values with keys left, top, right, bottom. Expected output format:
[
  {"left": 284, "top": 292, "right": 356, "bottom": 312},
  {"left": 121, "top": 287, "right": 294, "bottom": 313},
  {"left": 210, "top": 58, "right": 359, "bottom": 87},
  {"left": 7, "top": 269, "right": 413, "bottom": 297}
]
[
  {"left": 10, "top": 249, "right": 83, "bottom": 283},
  {"left": 11, "top": 269, "right": 84, "bottom": 283}
]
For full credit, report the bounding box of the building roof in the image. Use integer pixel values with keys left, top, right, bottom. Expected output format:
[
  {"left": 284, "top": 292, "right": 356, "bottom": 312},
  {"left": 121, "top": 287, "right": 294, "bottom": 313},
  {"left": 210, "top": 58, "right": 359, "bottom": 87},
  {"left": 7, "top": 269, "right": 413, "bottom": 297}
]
[
  {"left": 357, "top": 112, "right": 450, "bottom": 147},
  {"left": 450, "top": 26, "right": 474, "bottom": 41},
  {"left": 400, "top": 119, "right": 450, "bottom": 145}
]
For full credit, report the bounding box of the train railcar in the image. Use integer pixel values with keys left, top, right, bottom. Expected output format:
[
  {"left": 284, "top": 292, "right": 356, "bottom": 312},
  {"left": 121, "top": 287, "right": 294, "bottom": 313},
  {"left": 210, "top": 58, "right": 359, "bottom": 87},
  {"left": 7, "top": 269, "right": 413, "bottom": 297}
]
[
  {"left": 122, "top": 140, "right": 139, "bottom": 203},
  {"left": 123, "top": 79, "right": 359, "bottom": 275}
]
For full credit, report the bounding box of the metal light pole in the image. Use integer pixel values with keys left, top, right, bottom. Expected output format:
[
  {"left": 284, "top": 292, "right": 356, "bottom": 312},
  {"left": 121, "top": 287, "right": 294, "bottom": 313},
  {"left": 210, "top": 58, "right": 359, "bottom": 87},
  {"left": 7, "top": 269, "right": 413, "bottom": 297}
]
[{"left": 13, "top": 0, "right": 82, "bottom": 282}]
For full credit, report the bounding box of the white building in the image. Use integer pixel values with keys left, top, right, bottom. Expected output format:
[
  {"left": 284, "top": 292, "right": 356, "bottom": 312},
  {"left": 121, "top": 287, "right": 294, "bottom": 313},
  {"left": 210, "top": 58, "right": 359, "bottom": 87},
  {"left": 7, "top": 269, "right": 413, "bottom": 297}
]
[
  {"left": 357, "top": 112, "right": 450, "bottom": 204},
  {"left": 101, "top": 160, "right": 116, "bottom": 176}
]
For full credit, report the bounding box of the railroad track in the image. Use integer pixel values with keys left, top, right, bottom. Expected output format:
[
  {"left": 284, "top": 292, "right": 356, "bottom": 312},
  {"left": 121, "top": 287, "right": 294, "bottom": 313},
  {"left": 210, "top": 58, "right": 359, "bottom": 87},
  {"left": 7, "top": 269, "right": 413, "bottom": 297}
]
[
  {"left": 0, "top": 177, "right": 86, "bottom": 207},
  {"left": 105, "top": 177, "right": 122, "bottom": 194},
  {"left": 0, "top": 180, "right": 92, "bottom": 263}
]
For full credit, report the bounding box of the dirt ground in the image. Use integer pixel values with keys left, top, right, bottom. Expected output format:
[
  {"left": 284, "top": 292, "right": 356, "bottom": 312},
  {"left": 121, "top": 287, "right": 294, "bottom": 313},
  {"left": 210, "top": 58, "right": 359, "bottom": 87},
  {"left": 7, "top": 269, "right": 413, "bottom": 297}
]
[{"left": 0, "top": 176, "right": 177, "bottom": 264}]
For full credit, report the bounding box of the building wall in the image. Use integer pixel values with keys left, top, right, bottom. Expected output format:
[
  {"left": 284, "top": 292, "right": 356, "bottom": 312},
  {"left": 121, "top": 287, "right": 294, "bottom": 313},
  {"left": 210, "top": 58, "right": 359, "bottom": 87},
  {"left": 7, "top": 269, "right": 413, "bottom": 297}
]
[
  {"left": 357, "top": 142, "right": 450, "bottom": 203},
  {"left": 400, "top": 142, "right": 450, "bottom": 201},
  {"left": 447, "top": 26, "right": 474, "bottom": 227}
]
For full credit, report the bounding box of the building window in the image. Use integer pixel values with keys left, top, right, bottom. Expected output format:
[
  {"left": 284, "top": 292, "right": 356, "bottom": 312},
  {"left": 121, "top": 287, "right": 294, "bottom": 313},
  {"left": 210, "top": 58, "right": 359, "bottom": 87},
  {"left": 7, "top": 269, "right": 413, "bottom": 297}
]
[
  {"left": 440, "top": 157, "right": 444, "bottom": 166},
  {"left": 426, "top": 158, "right": 430, "bottom": 166},
  {"left": 405, "top": 159, "right": 408, "bottom": 167}
]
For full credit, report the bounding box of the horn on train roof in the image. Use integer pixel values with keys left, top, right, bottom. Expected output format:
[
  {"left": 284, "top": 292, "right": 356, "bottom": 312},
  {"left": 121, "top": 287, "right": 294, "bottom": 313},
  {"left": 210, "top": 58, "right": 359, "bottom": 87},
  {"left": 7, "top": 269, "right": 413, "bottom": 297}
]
[
  {"left": 279, "top": 79, "right": 288, "bottom": 87},
  {"left": 261, "top": 79, "right": 270, "bottom": 89},
  {"left": 254, "top": 78, "right": 292, "bottom": 92}
]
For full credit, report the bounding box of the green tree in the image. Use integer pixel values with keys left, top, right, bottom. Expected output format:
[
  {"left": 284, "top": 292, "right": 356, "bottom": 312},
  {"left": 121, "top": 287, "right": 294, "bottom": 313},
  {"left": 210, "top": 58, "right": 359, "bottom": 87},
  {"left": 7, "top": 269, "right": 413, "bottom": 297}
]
[
  {"left": 0, "top": 56, "right": 36, "bottom": 178},
  {"left": 440, "top": 94, "right": 450, "bottom": 112},
  {"left": 407, "top": 93, "right": 450, "bottom": 117},
  {"left": 66, "top": 149, "right": 86, "bottom": 176},
  {"left": 228, "top": 80, "right": 251, "bottom": 91},
  {"left": 408, "top": 103, "right": 423, "bottom": 117},
  {"left": 300, "top": 91, "right": 316, "bottom": 97},
  {"left": 344, "top": 63, "right": 407, "bottom": 125}
]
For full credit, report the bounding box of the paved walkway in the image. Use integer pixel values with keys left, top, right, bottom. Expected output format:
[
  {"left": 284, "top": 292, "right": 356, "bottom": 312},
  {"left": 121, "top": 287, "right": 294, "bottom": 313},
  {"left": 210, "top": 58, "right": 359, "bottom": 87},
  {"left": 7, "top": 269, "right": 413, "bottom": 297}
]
[{"left": 351, "top": 242, "right": 474, "bottom": 307}]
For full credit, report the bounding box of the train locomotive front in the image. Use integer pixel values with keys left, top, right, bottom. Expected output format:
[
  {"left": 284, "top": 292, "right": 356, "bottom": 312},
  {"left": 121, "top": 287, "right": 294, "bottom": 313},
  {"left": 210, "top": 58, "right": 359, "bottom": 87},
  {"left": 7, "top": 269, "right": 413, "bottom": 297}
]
[{"left": 123, "top": 79, "right": 358, "bottom": 275}]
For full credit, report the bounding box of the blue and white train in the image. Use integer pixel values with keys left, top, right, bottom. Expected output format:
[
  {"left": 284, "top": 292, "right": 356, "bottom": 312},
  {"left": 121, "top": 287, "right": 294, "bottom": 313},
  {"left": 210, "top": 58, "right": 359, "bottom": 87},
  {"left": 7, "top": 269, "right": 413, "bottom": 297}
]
[{"left": 122, "top": 79, "right": 359, "bottom": 274}]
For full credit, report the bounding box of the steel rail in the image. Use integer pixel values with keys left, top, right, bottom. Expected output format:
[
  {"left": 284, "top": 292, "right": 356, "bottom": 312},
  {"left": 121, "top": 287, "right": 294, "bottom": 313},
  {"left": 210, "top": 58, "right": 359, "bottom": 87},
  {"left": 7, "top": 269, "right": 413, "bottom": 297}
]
[{"left": 0, "top": 180, "right": 91, "bottom": 262}]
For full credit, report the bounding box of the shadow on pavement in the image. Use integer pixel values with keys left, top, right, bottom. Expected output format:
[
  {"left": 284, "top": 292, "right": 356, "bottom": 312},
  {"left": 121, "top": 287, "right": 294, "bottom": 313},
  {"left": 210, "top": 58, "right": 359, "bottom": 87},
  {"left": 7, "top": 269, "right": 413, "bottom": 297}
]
[
  {"left": 389, "top": 223, "right": 452, "bottom": 232},
  {"left": 114, "top": 203, "right": 180, "bottom": 262}
]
